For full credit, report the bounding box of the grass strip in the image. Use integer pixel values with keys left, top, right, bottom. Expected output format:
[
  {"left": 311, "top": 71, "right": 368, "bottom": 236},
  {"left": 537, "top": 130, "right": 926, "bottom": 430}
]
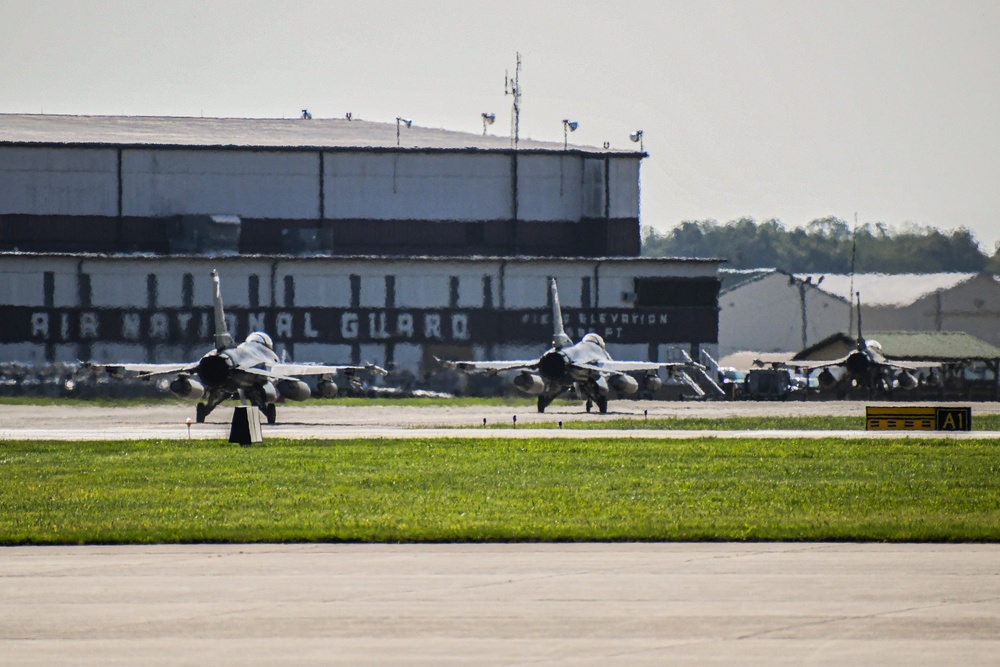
[
  {"left": 478, "top": 414, "right": 1000, "bottom": 431},
  {"left": 2, "top": 437, "right": 999, "bottom": 544}
]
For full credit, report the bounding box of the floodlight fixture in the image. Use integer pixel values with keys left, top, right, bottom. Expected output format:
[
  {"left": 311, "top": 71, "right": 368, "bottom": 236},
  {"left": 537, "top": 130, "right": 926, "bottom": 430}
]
[
  {"left": 629, "top": 129, "right": 644, "bottom": 151},
  {"left": 482, "top": 112, "right": 496, "bottom": 135},
  {"left": 562, "top": 119, "right": 579, "bottom": 150},
  {"left": 396, "top": 117, "right": 413, "bottom": 146}
]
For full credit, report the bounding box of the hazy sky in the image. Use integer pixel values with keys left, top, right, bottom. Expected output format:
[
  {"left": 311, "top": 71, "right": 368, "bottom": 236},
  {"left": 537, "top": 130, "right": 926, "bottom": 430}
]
[{"left": 3, "top": 0, "right": 998, "bottom": 253}]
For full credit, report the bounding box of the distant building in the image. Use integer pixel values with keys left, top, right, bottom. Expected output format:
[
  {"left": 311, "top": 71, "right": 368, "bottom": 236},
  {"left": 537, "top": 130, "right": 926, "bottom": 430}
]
[
  {"left": 720, "top": 269, "right": 1000, "bottom": 356},
  {"left": 0, "top": 114, "right": 645, "bottom": 257}
]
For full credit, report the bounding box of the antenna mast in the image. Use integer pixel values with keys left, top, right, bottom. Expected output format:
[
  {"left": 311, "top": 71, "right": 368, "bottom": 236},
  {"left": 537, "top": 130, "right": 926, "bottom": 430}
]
[
  {"left": 505, "top": 52, "right": 522, "bottom": 149},
  {"left": 848, "top": 212, "right": 858, "bottom": 337}
]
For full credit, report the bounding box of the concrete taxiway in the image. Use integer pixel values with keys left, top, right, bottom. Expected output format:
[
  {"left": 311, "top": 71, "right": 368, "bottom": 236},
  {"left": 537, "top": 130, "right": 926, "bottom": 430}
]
[
  {"left": 2, "top": 543, "right": 999, "bottom": 666},
  {"left": 2, "top": 400, "right": 999, "bottom": 440}
]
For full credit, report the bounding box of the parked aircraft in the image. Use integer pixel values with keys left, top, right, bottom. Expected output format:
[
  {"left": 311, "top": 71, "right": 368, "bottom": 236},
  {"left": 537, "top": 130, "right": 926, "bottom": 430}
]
[
  {"left": 769, "top": 293, "right": 932, "bottom": 398},
  {"left": 437, "top": 278, "right": 704, "bottom": 413},
  {"left": 91, "top": 270, "right": 386, "bottom": 424}
]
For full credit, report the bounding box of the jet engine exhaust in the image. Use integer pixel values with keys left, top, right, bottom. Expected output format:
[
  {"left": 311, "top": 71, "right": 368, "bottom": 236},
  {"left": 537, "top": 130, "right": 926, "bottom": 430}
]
[
  {"left": 844, "top": 352, "right": 869, "bottom": 376},
  {"left": 538, "top": 350, "right": 568, "bottom": 380},
  {"left": 196, "top": 354, "right": 232, "bottom": 387}
]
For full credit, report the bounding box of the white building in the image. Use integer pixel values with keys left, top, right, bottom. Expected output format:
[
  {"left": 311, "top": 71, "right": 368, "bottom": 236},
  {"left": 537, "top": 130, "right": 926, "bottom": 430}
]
[{"left": 720, "top": 269, "right": 1000, "bottom": 358}]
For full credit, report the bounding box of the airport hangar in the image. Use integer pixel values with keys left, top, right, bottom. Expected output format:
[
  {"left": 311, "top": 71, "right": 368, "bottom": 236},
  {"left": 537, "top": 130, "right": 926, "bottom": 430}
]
[{"left": 0, "top": 114, "right": 721, "bottom": 378}]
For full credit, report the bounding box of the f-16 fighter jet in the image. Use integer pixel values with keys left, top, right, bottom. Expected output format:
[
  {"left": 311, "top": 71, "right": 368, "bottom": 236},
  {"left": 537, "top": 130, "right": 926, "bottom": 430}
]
[
  {"left": 92, "top": 270, "right": 386, "bottom": 424},
  {"left": 438, "top": 278, "right": 703, "bottom": 413}
]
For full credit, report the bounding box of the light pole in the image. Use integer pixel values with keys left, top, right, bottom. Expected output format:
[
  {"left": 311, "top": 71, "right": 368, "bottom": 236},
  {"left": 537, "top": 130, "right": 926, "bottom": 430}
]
[
  {"left": 629, "top": 130, "right": 644, "bottom": 151},
  {"left": 481, "top": 112, "right": 495, "bottom": 136},
  {"left": 396, "top": 117, "right": 412, "bottom": 147},
  {"left": 562, "top": 119, "right": 578, "bottom": 150}
]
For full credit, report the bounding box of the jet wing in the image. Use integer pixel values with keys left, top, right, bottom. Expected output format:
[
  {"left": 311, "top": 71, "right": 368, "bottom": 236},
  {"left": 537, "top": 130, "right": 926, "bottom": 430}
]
[
  {"left": 770, "top": 357, "right": 849, "bottom": 371},
  {"left": 879, "top": 359, "right": 933, "bottom": 371},
  {"left": 267, "top": 362, "right": 389, "bottom": 377},
  {"left": 92, "top": 362, "right": 197, "bottom": 379},
  {"left": 580, "top": 360, "right": 701, "bottom": 373},
  {"left": 435, "top": 357, "right": 539, "bottom": 374}
]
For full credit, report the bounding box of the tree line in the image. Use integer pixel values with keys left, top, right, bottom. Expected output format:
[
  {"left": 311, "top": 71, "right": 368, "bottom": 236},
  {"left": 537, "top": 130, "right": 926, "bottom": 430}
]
[{"left": 642, "top": 218, "right": 1000, "bottom": 274}]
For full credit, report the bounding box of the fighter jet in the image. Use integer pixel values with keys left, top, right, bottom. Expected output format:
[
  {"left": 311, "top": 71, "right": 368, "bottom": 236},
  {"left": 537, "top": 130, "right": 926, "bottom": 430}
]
[
  {"left": 92, "top": 270, "right": 386, "bottom": 424},
  {"left": 437, "top": 278, "right": 704, "bottom": 413},
  {"left": 771, "top": 293, "right": 932, "bottom": 398}
]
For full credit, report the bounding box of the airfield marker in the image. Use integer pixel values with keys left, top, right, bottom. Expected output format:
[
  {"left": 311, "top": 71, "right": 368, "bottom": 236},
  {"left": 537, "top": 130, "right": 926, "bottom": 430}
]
[
  {"left": 513, "top": 415, "right": 517, "bottom": 428},
  {"left": 483, "top": 418, "right": 487, "bottom": 428},
  {"left": 186, "top": 417, "right": 192, "bottom": 439}
]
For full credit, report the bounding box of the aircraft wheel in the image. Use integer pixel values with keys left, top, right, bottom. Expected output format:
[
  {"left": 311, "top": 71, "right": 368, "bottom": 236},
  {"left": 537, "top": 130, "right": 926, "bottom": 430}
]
[
  {"left": 195, "top": 403, "right": 207, "bottom": 424},
  {"left": 585, "top": 400, "right": 593, "bottom": 413},
  {"left": 536, "top": 396, "right": 548, "bottom": 414},
  {"left": 596, "top": 396, "right": 608, "bottom": 414},
  {"left": 264, "top": 403, "right": 277, "bottom": 425}
]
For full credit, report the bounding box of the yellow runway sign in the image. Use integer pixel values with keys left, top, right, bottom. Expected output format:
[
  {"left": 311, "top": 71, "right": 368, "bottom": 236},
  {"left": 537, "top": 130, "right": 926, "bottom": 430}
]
[{"left": 866, "top": 406, "right": 972, "bottom": 431}]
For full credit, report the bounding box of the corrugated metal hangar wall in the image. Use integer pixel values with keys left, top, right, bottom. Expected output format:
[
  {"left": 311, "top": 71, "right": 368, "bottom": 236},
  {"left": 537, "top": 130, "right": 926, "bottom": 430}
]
[
  {"left": 0, "top": 143, "right": 640, "bottom": 256},
  {"left": 0, "top": 255, "right": 720, "bottom": 374}
]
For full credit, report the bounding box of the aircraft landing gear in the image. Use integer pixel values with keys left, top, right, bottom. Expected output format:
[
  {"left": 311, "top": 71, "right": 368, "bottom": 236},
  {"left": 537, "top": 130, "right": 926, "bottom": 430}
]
[
  {"left": 537, "top": 395, "right": 552, "bottom": 413},
  {"left": 595, "top": 396, "right": 608, "bottom": 414},
  {"left": 196, "top": 402, "right": 208, "bottom": 423},
  {"left": 585, "top": 400, "right": 593, "bottom": 413},
  {"left": 263, "top": 403, "right": 277, "bottom": 425}
]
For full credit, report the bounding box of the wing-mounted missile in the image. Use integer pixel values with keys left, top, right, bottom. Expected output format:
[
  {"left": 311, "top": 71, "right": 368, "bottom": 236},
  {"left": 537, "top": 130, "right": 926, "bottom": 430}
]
[
  {"left": 608, "top": 372, "right": 639, "bottom": 395},
  {"left": 276, "top": 378, "right": 312, "bottom": 401},
  {"left": 512, "top": 371, "right": 546, "bottom": 395},
  {"left": 169, "top": 374, "right": 205, "bottom": 400}
]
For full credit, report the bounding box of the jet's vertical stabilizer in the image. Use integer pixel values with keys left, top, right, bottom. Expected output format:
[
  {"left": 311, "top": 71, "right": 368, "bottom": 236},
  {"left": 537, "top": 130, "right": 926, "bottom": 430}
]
[
  {"left": 550, "top": 278, "right": 572, "bottom": 349},
  {"left": 212, "top": 270, "right": 236, "bottom": 350}
]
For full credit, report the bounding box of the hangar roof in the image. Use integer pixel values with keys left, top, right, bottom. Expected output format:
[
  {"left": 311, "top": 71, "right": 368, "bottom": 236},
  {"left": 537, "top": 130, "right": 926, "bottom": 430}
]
[
  {"left": 0, "top": 250, "right": 720, "bottom": 264},
  {"left": 722, "top": 269, "right": 997, "bottom": 306},
  {"left": 795, "top": 331, "right": 1000, "bottom": 362},
  {"left": 0, "top": 113, "right": 643, "bottom": 156},
  {"left": 793, "top": 272, "right": 987, "bottom": 306}
]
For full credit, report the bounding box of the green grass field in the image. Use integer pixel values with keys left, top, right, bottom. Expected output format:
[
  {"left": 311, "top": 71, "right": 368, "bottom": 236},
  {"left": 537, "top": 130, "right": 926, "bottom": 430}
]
[{"left": 2, "top": 436, "right": 998, "bottom": 545}]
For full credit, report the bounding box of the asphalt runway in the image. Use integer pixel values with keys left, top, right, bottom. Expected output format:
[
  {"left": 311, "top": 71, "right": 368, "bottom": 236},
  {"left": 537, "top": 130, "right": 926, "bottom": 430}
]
[
  {"left": 2, "top": 400, "right": 1000, "bottom": 440},
  {"left": 3, "top": 401, "right": 999, "bottom": 664},
  {"left": 2, "top": 543, "right": 999, "bottom": 666}
]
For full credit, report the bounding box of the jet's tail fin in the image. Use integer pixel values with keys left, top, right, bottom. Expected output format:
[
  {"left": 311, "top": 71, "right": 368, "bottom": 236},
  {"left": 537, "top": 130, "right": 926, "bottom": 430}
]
[
  {"left": 550, "top": 278, "right": 572, "bottom": 349},
  {"left": 212, "top": 270, "right": 236, "bottom": 350}
]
